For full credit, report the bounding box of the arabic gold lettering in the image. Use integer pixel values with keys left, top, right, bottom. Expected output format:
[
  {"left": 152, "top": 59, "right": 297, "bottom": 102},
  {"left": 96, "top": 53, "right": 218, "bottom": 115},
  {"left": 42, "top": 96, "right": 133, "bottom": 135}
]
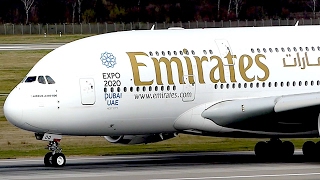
[
  {"left": 306, "top": 52, "right": 320, "bottom": 66},
  {"left": 283, "top": 54, "right": 297, "bottom": 67}
]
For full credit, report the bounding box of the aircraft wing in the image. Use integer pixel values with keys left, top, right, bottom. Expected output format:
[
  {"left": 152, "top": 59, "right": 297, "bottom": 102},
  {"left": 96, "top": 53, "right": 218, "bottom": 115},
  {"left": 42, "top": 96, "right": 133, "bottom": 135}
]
[{"left": 201, "top": 92, "right": 320, "bottom": 133}]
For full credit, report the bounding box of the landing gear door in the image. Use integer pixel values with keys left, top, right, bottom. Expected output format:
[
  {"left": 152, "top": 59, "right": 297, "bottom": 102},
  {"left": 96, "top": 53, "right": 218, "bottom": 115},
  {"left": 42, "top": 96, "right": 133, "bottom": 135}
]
[
  {"left": 182, "top": 75, "right": 195, "bottom": 102},
  {"left": 79, "top": 78, "right": 96, "bottom": 105}
]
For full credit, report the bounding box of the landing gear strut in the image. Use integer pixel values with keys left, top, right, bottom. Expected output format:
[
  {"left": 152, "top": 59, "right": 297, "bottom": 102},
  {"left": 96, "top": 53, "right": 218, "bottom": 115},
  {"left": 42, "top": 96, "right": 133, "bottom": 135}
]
[
  {"left": 254, "top": 138, "right": 294, "bottom": 160},
  {"left": 35, "top": 133, "right": 66, "bottom": 167}
]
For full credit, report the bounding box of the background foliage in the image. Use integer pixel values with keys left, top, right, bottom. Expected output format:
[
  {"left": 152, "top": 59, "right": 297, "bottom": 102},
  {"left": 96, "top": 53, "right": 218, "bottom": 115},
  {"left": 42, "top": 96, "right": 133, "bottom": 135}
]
[{"left": 0, "top": 0, "right": 319, "bottom": 24}]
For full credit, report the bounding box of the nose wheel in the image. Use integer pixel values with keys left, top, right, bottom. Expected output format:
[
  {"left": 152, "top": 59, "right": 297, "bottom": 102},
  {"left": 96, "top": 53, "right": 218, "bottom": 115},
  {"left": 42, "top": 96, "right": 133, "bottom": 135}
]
[{"left": 44, "top": 141, "right": 66, "bottom": 167}]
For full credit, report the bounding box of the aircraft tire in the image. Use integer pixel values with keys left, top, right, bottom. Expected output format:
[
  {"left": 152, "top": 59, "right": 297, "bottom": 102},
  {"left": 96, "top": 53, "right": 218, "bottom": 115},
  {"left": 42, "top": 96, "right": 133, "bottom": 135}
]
[
  {"left": 44, "top": 152, "right": 53, "bottom": 167},
  {"left": 51, "top": 153, "right": 66, "bottom": 167},
  {"left": 254, "top": 141, "right": 268, "bottom": 157},
  {"left": 281, "top": 141, "right": 294, "bottom": 157},
  {"left": 302, "top": 141, "right": 316, "bottom": 158}
]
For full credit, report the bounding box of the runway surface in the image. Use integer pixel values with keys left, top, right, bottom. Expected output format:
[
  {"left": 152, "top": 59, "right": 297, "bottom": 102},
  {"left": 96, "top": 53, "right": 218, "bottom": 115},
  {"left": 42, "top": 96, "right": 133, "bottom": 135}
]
[
  {"left": 1, "top": 151, "right": 320, "bottom": 180},
  {"left": 0, "top": 43, "right": 64, "bottom": 51}
]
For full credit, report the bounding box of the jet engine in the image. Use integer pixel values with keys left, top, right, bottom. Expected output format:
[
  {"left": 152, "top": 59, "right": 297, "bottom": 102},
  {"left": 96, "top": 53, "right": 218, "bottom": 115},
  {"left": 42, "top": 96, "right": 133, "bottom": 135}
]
[{"left": 104, "top": 133, "right": 177, "bottom": 145}]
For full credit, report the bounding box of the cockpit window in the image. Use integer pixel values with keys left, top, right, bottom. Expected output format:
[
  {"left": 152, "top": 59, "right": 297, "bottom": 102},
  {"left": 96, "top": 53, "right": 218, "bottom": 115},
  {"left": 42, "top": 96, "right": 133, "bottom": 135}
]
[
  {"left": 38, "top": 76, "right": 46, "bottom": 84},
  {"left": 46, "top": 76, "right": 55, "bottom": 84},
  {"left": 25, "top": 76, "right": 37, "bottom": 83}
]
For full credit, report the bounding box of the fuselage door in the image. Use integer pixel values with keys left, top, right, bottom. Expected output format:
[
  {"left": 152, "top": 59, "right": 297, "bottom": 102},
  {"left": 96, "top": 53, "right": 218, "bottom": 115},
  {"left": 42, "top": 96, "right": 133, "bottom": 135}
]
[
  {"left": 215, "top": 39, "right": 235, "bottom": 81},
  {"left": 79, "top": 78, "right": 96, "bottom": 105},
  {"left": 182, "top": 75, "right": 195, "bottom": 102}
]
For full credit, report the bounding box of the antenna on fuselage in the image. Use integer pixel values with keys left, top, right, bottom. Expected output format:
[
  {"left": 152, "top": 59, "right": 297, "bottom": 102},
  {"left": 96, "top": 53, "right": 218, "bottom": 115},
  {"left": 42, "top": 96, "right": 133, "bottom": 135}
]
[
  {"left": 151, "top": 25, "right": 155, "bottom": 30},
  {"left": 295, "top": 21, "right": 299, "bottom": 26}
]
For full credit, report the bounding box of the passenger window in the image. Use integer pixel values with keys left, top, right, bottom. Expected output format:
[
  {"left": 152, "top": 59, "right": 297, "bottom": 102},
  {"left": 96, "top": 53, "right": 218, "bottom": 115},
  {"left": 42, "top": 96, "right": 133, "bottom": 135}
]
[
  {"left": 275, "top": 48, "right": 279, "bottom": 52},
  {"left": 25, "top": 76, "right": 37, "bottom": 83},
  {"left": 251, "top": 48, "right": 254, "bottom": 53},
  {"left": 38, "top": 76, "right": 46, "bottom": 84},
  {"left": 293, "top": 47, "right": 297, "bottom": 52},
  {"left": 269, "top": 48, "right": 273, "bottom": 53},
  {"left": 45, "top": 76, "right": 55, "bottom": 84}
]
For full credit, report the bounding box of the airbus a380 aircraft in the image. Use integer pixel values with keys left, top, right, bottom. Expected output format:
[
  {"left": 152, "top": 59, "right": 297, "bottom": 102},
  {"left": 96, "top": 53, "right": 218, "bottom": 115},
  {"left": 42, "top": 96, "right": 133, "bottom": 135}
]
[{"left": 4, "top": 25, "right": 320, "bottom": 167}]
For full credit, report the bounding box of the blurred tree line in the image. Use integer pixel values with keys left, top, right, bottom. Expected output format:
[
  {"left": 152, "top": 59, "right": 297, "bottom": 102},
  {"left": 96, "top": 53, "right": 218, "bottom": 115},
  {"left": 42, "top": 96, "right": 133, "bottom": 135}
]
[{"left": 0, "top": 0, "right": 319, "bottom": 24}]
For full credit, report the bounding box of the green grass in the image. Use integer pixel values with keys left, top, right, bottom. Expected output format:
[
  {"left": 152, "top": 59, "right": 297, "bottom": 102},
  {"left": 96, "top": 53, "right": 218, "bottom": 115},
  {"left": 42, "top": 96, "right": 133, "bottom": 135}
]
[
  {"left": 0, "top": 34, "right": 92, "bottom": 44},
  {"left": 0, "top": 50, "right": 51, "bottom": 93}
]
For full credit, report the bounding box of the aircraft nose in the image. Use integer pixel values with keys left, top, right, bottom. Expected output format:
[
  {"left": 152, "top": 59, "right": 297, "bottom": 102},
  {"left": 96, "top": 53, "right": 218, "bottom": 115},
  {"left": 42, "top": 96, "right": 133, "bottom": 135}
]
[{"left": 4, "top": 88, "right": 24, "bottom": 127}]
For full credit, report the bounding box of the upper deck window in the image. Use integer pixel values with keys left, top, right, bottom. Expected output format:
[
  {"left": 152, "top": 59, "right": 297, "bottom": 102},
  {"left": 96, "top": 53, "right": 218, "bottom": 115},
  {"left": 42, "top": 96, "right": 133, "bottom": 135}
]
[
  {"left": 25, "top": 76, "right": 37, "bottom": 83},
  {"left": 46, "top": 76, "right": 55, "bottom": 84}
]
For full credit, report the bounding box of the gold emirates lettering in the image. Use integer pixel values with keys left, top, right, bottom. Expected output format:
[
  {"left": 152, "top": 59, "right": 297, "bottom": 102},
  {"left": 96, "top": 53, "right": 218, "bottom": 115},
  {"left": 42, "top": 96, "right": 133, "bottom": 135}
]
[{"left": 127, "top": 52, "right": 269, "bottom": 86}]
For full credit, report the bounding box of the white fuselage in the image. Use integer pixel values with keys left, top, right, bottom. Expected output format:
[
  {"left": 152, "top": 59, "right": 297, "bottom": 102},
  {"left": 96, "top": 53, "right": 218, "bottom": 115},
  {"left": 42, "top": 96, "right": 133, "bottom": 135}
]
[{"left": 4, "top": 26, "right": 320, "bottom": 138}]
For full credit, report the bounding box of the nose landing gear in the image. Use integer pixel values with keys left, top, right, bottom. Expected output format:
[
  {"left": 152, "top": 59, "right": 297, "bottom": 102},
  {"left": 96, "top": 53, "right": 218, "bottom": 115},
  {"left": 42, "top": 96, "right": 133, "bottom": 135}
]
[
  {"left": 44, "top": 141, "right": 66, "bottom": 167},
  {"left": 35, "top": 133, "right": 66, "bottom": 167}
]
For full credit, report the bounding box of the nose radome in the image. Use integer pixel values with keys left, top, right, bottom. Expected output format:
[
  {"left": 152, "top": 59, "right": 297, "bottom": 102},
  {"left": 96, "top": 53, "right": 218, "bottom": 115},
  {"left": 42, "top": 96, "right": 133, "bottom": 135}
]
[{"left": 4, "top": 88, "right": 23, "bottom": 127}]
